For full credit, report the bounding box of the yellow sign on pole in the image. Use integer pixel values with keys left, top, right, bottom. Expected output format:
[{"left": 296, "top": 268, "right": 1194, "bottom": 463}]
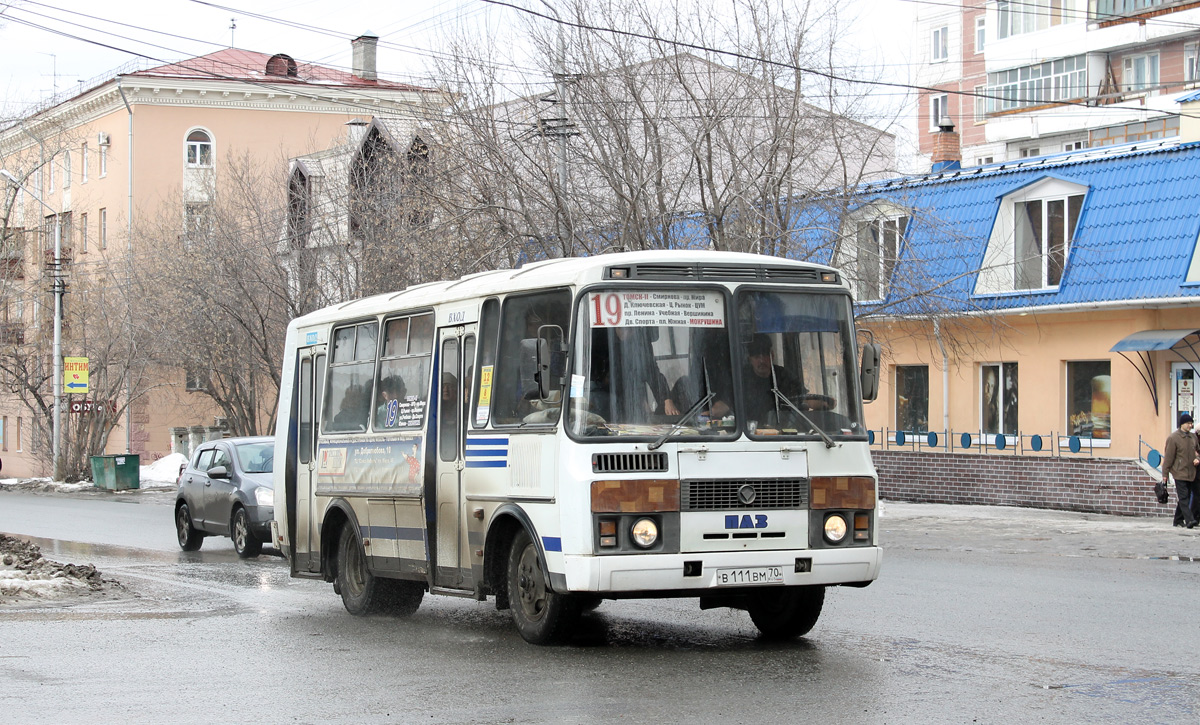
[{"left": 64, "top": 356, "right": 89, "bottom": 394}]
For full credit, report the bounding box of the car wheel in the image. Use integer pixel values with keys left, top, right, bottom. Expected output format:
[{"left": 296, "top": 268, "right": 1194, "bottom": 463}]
[
  {"left": 231, "top": 507, "right": 263, "bottom": 558},
  {"left": 176, "top": 503, "right": 203, "bottom": 551},
  {"left": 507, "top": 529, "right": 579, "bottom": 645},
  {"left": 746, "top": 585, "right": 825, "bottom": 640}
]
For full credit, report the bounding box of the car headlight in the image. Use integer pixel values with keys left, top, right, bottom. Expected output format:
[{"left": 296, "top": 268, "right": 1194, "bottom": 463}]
[
  {"left": 823, "top": 514, "right": 847, "bottom": 543},
  {"left": 255, "top": 487, "right": 274, "bottom": 507},
  {"left": 630, "top": 518, "right": 658, "bottom": 548}
]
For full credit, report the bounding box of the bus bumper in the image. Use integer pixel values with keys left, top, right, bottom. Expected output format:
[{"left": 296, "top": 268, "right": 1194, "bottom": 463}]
[{"left": 561, "top": 546, "right": 882, "bottom": 593}]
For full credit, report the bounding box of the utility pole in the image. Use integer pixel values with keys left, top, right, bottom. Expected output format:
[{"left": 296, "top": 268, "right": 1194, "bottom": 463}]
[
  {"left": 229, "top": 18, "right": 237, "bottom": 48},
  {"left": 534, "top": 1, "right": 577, "bottom": 255}
]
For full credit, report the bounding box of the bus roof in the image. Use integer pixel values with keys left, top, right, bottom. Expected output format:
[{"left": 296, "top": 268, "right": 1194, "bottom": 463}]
[{"left": 289, "top": 250, "right": 841, "bottom": 329}]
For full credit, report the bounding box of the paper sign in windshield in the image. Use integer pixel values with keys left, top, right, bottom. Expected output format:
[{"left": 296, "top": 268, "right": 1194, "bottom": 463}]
[{"left": 589, "top": 291, "right": 725, "bottom": 328}]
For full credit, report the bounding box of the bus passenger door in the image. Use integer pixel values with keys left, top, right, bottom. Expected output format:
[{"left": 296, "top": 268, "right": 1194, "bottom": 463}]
[
  {"left": 294, "top": 346, "right": 326, "bottom": 575},
  {"left": 434, "top": 326, "right": 475, "bottom": 589}
]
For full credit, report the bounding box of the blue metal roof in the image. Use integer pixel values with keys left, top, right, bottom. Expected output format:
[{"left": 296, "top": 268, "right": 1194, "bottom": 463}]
[{"left": 808, "top": 139, "right": 1200, "bottom": 314}]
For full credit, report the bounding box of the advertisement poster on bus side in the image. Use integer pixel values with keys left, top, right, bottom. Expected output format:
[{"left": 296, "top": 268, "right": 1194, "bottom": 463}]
[{"left": 316, "top": 436, "right": 423, "bottom": 496}]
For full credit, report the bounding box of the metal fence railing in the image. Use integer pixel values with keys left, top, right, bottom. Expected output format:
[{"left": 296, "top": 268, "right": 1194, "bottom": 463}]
[{"left": 868, "top": 428, "right": 1100, "bottom": 457}]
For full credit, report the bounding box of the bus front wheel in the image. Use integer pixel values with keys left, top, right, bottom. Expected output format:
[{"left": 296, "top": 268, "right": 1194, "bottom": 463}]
[
  {"left": 746, "top": 585, "right": 825, "bottom": 640},
  {"left": 336, "top": 526, "right": 424, "bottom": 616},
  {"left": 507, "top": 529, "right": 578, "bottom": 644}
]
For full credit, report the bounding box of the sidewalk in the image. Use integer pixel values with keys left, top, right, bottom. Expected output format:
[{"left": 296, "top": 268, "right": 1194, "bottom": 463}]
[{"left": 880, "top": 500, "right": 1200, "bottom": 560}]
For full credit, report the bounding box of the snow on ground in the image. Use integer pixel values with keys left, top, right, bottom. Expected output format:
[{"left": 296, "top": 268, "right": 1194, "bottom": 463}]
[{"left": 0, "top": 535, "right": 120, "bottom": 603}]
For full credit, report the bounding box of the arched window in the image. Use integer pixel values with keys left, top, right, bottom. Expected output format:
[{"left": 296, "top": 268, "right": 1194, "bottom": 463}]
[{"left": 186, "top": 130, "right": 213, "bottom": 168}]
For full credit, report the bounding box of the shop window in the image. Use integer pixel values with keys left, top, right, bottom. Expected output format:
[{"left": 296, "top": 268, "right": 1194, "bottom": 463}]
[
  {"left": 896, "top": 365, "right": 929, "bottom": 434},
  {"left": 1066, "top": 361, "right": 1110, "bottom": 441},
  {"left": 981, "top": 363, "right": 1018, "bottom": 437}
]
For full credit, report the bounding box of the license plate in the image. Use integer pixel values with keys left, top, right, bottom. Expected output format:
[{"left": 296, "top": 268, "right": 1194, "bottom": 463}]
[{"left": 714, "top": 566, "right": 784, "bottom": 586}]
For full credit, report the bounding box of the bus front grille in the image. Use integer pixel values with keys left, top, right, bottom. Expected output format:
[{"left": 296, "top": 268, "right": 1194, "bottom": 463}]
[
  {"left": 681, "top": 479, "right": 808, "bottom": 511},
  {"left": 592, "top": 452, "right": 669, "bottom": 473}
]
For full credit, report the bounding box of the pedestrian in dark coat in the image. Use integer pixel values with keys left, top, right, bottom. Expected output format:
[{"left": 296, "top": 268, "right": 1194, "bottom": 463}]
[{"left": 1163, "top": 413, "right": 1200, "bottom": 529}]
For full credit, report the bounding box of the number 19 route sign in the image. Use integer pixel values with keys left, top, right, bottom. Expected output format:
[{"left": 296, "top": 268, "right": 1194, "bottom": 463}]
[{"left": 64, "top": 357, "right": 89, "bottom": 394}]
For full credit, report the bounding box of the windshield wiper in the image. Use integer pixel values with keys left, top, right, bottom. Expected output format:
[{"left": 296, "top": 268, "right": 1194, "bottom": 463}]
[
  {"left": 771, "top": 387, "right": 837, "bottom": 449},
  {"left": 648, "top": 391, "right": 715, "bottom": 451}
]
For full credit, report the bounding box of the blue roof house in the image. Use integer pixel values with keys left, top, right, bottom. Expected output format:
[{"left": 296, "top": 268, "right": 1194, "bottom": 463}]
[{"left": 809, "top": 105, "right": 1200, "bottom": 516}]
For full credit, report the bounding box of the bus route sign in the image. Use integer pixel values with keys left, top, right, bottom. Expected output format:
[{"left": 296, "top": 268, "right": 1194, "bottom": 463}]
[{"left": 64, "top": 357, "right": 89, "bottom": 394}]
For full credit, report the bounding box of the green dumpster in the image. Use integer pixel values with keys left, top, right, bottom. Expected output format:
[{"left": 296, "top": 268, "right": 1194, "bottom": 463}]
[{"left": 90, "top": 454, "right": 140, "bottom": 490}]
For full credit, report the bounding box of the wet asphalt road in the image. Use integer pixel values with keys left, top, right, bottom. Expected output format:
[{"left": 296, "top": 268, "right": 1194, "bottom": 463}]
[{"left": 2, "top": 490, "right": 1199, "bottom": 724}]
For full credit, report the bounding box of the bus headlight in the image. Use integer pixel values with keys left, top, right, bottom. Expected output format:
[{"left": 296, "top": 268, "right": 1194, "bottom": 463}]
[
  {"left": 823, "top": 514, "right": 847, "bottom": 543},
  {"left": 630, "top": 518, "right": 658, "bottom": 548}
]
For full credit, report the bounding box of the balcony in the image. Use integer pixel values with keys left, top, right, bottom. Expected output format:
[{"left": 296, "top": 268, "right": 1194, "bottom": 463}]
[{"left": 1091, "top": 0, "right": 1199, "bottom": 25}]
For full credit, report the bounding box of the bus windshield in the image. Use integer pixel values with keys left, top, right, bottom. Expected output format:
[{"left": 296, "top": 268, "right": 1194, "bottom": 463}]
[
  {"left": 569, "top": 288, "right": 738, "bottom": 439},
  {"left": 733, "top": 289, "right": 864, "bottom": 438}
]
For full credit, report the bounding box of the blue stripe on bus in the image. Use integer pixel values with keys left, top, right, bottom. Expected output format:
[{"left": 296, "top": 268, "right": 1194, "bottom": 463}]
[
  {"left": 466, "top": 437, "right": 509, "bottom": 446},
  {"left": 464, "top": 449, "right": 507, "bottom": 457},
  {"left": 362, "top": 526, "right": 425, "bottom": 541},
  {"left": 542, "top": 537, "right": 562, "bottom": 552},
  {"left": 465, "top": 460, "right": 507, "bottom": 468}
]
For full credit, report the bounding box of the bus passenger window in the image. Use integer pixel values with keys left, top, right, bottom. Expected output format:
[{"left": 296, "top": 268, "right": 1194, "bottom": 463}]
[
  {"left": 374, "top": 313, "right": 434, "bottom": 430},
  {"left": 492, "top": 290, "right": 570, "bottom": 426},
  {"left": 324, "top": 321, "right": 378, "bottom": 434},
  {"left": 472, "top": 298, "right": 500, "bottom": 428}
]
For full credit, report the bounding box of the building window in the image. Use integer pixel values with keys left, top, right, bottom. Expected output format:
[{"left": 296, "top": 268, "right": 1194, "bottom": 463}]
[
  {"left": 996, "top": 0, "right": 1079, "bottom": 40},
  {"left": 932, "top": 25, "right": 949, "bottom": 62},
  {"left": 1187, "top": 43, "right": 1200, "bottom": 83},
  {"left": 981, "top": 363, "right": 1018, "bottom": 436},
  {"left": 1122, "top": 52, "right": 1159, "bottom": 93},
  {"left": 976, "top": 156, "right": 994, "bottom": 166},
  {"left": 48, "top": 156, "right": 54, "bottom": 193},
  {"left": 987, "top": 55, "right": 1086, "bottom": 112},
  {"left": 80, "top": 212, "right": 88, "bottom": 253},
  {"left": 1064, "top": 140, "right": 1084, "bottom": 151},
  {"left": 931, "top": 93, "right": 950, "bottom": 130},
  {"left": 99, "top": 144, "right": 107, "bottom": 177},
  {"left": 1, "top": 416, "right": 6, "bottom": 451},
  {"left": 974, "top": 84, "right": 987, "bottom": 121},
  {"left": 896, "top": 365, "right": 929, "bottom": 434},
  {"left": 99, "top": 208, "right": 107, "bottom": 249},
  {"left": 186, "top": 130, "right": 214, "bottom": 168},
  {"left": 854, "top": 215, "right": 907, "bottom": 302},
  {"left": 1018, "top": 146, "right": 1040, "bottom": 158},
  {"left": 1067, "top": 361, "right": 1110, "bottom": 440},
  {"left": 63, "top": 150, "right": 71, "bottom": 188},
  {"left": 976, "top": 178, "right": 1088, "bottom": 295},
  {"left": 975, "top": 15, "right": 986, "bottom": 53},
  {"left": 81, "top": 143, "right": 88, "bottom": 183},
  {"left": 16, "top": 416, "right": 22, "bottom": 452},
  {"left": 184, "top": 203, "right": 212, "bottom": 241},
  {"left": 185, "top": 364, "right": 210, "bottom": 392}
]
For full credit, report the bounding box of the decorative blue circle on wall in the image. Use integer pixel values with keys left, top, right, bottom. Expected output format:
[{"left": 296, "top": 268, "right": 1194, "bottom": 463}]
[
  {"left": 868, "top": 429, "right": 875, "bottom": 445},
  {"left": 1030, "top": 434, "right": 1043, "bottom": 452},
  {"left": 995, "top": 434, "right": 1006, "bottom": 450},
  {"left": 1148, "top": 449, "right": 1161, "bottom": 468},
  {"left": 1069, "top": 435, "right": 1082, "bottom": 453},
  {"left": 895, "top": 430, "right": 906, "bottom": 446},
  {"left": 960, "top": 432, "right": 972, "bottom": 449},
  {"left": 927, "top": 431, "right": 938, "bottom": 447}
]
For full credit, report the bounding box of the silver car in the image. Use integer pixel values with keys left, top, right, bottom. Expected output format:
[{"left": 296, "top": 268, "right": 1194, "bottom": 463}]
[{"left": 174, "top": 436, "right": 274, "bottom": 558}]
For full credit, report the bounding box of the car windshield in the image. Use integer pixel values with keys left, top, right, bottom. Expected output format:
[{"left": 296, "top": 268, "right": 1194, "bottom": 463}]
[
  {"left": 568, "top": 288, "right": 738, "bottom": 440},
  {"left": 733, "top": 290, "right": 865, "bottom": 438},
  {"left": 235, "top": 442, "right": 274, "bottom": 473}
]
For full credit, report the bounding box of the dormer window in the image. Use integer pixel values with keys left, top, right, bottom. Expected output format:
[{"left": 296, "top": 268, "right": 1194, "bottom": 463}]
[
  {"left": 976, "top": 177, "right": 1087, "bottom": 294},
  {"left": 836, "top": 202, "right": 910, "bottom": 303},
  {"left": 186, "top": 130, "right": 213, "bottom": 168}
]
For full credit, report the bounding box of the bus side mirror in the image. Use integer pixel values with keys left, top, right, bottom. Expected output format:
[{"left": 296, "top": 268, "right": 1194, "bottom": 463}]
[
  {"left": 519, "top": 338, "right": 550, "bottom": 399},
  {"left": 860, "top": 342, "right": 881, "bottom": 402}
]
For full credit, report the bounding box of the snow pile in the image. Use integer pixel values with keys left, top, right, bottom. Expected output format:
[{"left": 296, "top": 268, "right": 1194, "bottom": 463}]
[
  {"left": 140, "top": 452, "right": 187, "bottom": 487},
  {"left": 0, "top": 535, "right": 118, "bottom": 602},
  {"left": 0, "top": 477, "right": 92, "bottom": 493}
]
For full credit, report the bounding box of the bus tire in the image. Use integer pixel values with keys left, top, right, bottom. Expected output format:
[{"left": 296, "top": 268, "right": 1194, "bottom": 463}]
[
  {"left": 507, "top": 529, "right": 578, "bottom": 645},
  {"left": 336, "top": 525, "right": 387, "bottom": 615},
  {"left": 747, "top": 585, "right": 825, "bottom": 640}
]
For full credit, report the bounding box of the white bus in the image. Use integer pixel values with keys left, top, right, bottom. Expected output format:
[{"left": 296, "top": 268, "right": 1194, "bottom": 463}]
[{"left": 272, "top": 250, "right": 883, "bottom": 644}]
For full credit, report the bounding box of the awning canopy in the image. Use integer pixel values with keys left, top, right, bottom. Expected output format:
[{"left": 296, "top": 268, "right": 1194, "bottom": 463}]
[
  {"left": 1110, "top": 329, "right": 1200, "bottom": 416},
  {"left": 1110, "top": 329, "right": 1200, "bottom": 352}
]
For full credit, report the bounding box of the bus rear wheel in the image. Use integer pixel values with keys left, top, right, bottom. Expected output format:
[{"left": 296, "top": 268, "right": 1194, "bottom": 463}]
[
  {"left": 507, "top": 529, "right": 578, "bottom": 645},
  {"left": 336, "top": 526, "right": 424, "bottom": 616},
  {"left": 746, "top": 585, "right": 825, "bottom": 640}
]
